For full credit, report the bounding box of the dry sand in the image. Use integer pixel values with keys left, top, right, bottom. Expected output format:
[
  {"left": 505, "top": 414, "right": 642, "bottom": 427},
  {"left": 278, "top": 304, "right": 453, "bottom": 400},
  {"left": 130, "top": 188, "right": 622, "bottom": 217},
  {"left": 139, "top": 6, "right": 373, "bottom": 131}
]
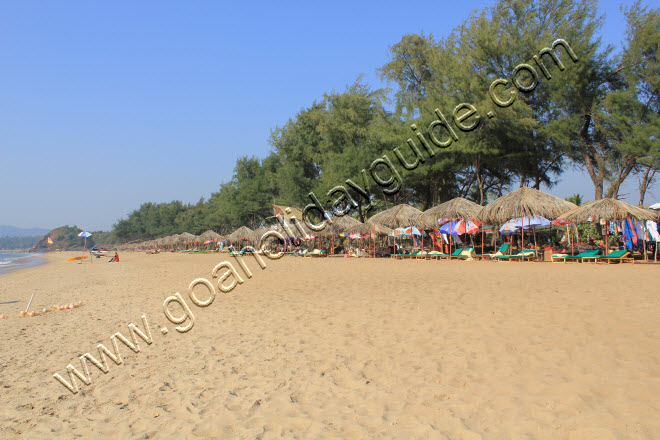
[{"left": 0, "top": 251, "right": 659, "bottom": 439}]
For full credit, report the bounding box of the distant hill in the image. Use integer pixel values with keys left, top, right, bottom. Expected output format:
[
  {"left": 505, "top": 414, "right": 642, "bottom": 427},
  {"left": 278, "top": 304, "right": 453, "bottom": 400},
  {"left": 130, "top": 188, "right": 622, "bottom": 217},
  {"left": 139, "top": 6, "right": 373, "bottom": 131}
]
[
  {"left": 32, "top": 226, "right": 96, "bottom": 252},
  {"left": 0, "top": 235, "right": 42, "bottom": 250},
  {"left": 0, "top": 225, "right": 50, "bottom": 237}
]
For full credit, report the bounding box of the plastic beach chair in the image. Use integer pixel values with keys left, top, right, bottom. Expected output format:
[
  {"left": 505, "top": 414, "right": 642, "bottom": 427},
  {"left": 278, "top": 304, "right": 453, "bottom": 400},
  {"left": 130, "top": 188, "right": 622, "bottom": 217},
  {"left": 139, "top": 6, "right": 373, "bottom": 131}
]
[
  {"left": 551, "top": 249, "right": 600, "bottom": 263},
  {"left": 474, "top": 244, "right": 509, "bottom": 259},
  {"left": 592, "top": 250, "right": 634, "bottom": 264},
  {"left": 496, "top": 249, "right": 537, "bottom": 262}
]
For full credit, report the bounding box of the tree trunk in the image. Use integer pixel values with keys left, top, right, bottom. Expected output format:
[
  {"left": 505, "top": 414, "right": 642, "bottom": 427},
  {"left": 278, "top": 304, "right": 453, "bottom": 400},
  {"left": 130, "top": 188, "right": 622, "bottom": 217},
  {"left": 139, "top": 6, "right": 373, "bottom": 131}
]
[
  {"left": 605, "top": 158, "right": 636, "bottom": 199},
  {"left": 475, "top": 153, "right": 485, "bottom": 205},
  {"left": 638, "top": 159, "right": 658, "bottom": 206},
  {"left": 579, "top": 113, "right": 606, "bottom": 200}
]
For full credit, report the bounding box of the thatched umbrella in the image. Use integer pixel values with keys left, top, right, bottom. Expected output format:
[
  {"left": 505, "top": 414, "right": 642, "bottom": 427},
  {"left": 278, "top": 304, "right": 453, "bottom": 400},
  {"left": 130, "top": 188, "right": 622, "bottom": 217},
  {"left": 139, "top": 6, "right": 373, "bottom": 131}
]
[
  {"left": 479, "top": 187, "right": 577, "bottom": 260},
  {"left": 177, "top": 232, "right": 196, "bottom": 248},
  {"left": 366, "top": 204, "right": 422, "bottom": 254},
  {"left": 558, "top": 198, "right": 658, "bottom": 256},
  {"left": 227, "top": 226, "right": 254, "bottom": 244},
  {"left": 417, "top": 197, "right": 484, "bottom": 254},
  {"left": 479, "top": 187, "right": 576, "bottom": 223},
  {"left": 418, "top": 197, "right": 483, "bottom": 225},
  {"left": 559, "top": 198, "right": 658, "bottom": 222},
  {"left": 251, "top": 226, "right": 273, "bottom": 245},
  {"left": 199, "top": 230, "right": 222, "bottom": 241},
  {"left": 318, "top": 215, "right": 364, "bottom": 255},
  {"left": 164, "top": 234, "right": 180, "bottom": 249},
  {"left": 366, "top": 204, "right": 423, "bottom": 228}
]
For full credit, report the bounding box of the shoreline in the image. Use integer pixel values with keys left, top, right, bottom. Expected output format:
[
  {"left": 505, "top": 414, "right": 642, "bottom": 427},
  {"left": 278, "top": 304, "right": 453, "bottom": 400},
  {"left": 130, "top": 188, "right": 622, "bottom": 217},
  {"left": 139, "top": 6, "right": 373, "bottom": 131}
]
[{"left": 0, "top": 253, "right": 47, "bottom": 275}]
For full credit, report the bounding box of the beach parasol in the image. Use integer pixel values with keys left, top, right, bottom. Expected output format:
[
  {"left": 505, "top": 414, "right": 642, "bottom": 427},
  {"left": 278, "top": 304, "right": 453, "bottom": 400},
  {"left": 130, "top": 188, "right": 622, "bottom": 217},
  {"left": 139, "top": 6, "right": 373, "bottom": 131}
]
[
  {"left": 558, "top": 198, "right": 659, "bottom": 255},
  {"left": 78, "top": 231, "right": 92, "bottom": 252},
  {"left": 417, "top": 197, "right": 483, "bottom": 225},
  {"left": 227, "top": 226, "right": 254, "bottom": 243},
  {"left": 417, "top": 198, "right": 484, "bottom": 255},
  {"left": 499, "top": 216, "right": 551, "bottom": 234},
  {"left": 479, "top": 187, "right": 577, "bottom": 260},
  {"left": 403, "top": 226, "right": 422, "bottom": 236},
  {"left": 366, "top": 204, "right": 423, "bottom": 229},
  {"left": 453, "top": 219, "right": 481, "bottom": 235},
  {"left": 178, "top": 232, "right": 196, "bottom": 247},
  {"left": 199, "top": 230, "right": 224, "bottom": 242}
]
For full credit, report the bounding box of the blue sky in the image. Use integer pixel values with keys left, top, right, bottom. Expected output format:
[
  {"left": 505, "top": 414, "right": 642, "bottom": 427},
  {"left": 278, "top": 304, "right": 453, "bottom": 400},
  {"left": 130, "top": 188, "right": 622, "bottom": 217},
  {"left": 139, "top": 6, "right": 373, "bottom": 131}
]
[{"left": 0, "top": 0, "right": 651, "bottom": 231}]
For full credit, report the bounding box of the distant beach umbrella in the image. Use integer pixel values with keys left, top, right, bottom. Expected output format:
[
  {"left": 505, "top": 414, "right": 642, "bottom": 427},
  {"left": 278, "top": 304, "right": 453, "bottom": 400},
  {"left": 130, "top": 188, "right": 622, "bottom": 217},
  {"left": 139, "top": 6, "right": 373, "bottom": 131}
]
[
  {"left": 403, "top": 226, "right": 422, "bottom": 236},
  {"left": 558, "top": 198, "right": 659, "bottom": 255},
  {"left": 227, "top": 226, "right": 254, "bottom": 242},
  {"left": 78, "top": 231, "right": 92, "bottom": 252},
  {"left": 366, "top": 204, "right": 423, "bottom": 229},
  {"left": 558, "top": 198, "right": 659, "bottom": 222},
  {"left": 418, "top": 197, "right": 483, "bottom": 225},
  {"left": 479, "top": 187, "right": 576, "bottom": 224},
  {"left": 499, "top": 216, "right": 551, "bottom": 234},
  {"left": 453, "top": 219, "right": 481, "bottom": 235}
]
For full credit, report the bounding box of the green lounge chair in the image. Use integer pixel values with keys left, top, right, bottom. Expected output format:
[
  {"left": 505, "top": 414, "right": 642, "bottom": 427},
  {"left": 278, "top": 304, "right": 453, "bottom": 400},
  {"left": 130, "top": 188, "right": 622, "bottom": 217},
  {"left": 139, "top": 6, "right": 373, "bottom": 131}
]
[
  {"left": 551, "top": 249, "right": 600, "bottom": 263},
  {"left": 496, "top": 249, "right": 537, "bottom": 262},
  {"left": 437, "top": 248, "right": 465, "bottom": 260},
  {"left": 590, "top": 250, "right": 634, "bottom": 264},
  {"left": 474, "top": 244, "right": 510, "bottom": 259},
  {"left": 455, "top": 247, "right": 476, "bottom": 260}
]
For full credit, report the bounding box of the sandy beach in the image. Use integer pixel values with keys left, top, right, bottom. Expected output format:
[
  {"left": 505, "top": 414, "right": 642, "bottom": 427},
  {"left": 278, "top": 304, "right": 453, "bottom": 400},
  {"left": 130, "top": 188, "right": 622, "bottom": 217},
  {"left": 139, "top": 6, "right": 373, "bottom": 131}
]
[{"left": 1, "top": 251, "right": 659, "bottom": 439}]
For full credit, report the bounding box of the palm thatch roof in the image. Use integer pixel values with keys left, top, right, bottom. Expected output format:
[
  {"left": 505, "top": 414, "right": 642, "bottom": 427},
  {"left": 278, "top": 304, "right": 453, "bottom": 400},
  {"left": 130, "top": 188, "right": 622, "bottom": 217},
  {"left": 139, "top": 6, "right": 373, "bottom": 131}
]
[
  {"left": 418, "top": 197, "right": 483, "bottom": 226},
  {"left": 314, "top": 215, "right": 363, "bottom": 236},
  {"left": 163, "top": 234, "right": 180, "bottom": 245},
  {"left": 366, "top": 204, "right": 423, "bottom": 228},
  {"left": 178, "top": 232, "right": 197, "bottom": 244},
  {"left": 347, "top": 222, "right": 393, "bottom": 236},
  {"left": 275, "top": 218, "right": 316, "bottom": 239},
  {"left": 479, "top": 187, "right": 577, "bottom": 223},
  {"left": 227, "top": 226, "right": 254, "bottom": 242},
  {"left": 332, "top": 215, "right": 363, "bottom": 233},
  {"left": 199, "top": 230, "right": 223, "bottom": 242},
  {"left": 558, "top": 198, "right": 659, "bottom": 222}
]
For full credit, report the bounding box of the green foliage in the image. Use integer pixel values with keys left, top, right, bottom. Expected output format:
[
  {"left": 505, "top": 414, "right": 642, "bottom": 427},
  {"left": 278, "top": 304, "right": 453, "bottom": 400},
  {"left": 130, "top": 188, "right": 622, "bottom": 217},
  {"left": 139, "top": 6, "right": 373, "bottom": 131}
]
[
  {"left": 0, "top": 236, "right": 41, "bottom": 250},
  {"left": 566, "top": 193, "right": 584, "bottom": 206},
  {"left": 98, "top": 0, "right": 659, "bottom": 243}
]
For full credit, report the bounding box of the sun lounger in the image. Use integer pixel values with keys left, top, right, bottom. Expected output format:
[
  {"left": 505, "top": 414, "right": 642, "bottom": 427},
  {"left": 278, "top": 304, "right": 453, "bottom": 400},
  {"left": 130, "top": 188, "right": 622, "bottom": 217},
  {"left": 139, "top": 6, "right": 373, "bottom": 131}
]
[
  {"left": 474, "top": 244, "right": 510, "bottom": 259},
  {"left": 587, "top": 250, "right": 635, "bottom": 264},
  {"left": 424, "top": 250, "right": 444, "bottom": 260},
  {"left": 551, "top": 249, "right": 600, "bottom": 263},
  {"left": 436, "top": 248, "right": 465, "bottom": 260},
  {"left": 496, "top": 250, "right": 537, "bottom": 262},
  {"left": 455, "top": 247, "right": 476, "bottom": 260}
]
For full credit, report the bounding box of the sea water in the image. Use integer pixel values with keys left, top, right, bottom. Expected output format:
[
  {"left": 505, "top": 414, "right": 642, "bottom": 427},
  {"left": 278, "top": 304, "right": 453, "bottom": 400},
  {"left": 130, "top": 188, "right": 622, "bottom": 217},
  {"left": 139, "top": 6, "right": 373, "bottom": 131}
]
[{"left": 0, "top": 251, "right": 45, "bottom": 275}]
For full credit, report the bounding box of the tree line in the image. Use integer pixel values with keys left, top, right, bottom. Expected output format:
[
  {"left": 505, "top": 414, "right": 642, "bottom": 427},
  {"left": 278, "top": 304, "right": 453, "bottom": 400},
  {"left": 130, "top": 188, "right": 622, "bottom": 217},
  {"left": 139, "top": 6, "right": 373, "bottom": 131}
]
[{"left": 107, "top": 0, "right": 659, "bottom": 243}]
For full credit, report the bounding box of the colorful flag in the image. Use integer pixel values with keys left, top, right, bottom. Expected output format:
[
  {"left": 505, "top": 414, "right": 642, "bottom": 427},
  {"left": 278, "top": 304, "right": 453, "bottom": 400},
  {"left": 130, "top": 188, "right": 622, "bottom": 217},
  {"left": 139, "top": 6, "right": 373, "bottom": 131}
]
[{"left": 47, "top": 237, "right": 53, "bottom": 244}]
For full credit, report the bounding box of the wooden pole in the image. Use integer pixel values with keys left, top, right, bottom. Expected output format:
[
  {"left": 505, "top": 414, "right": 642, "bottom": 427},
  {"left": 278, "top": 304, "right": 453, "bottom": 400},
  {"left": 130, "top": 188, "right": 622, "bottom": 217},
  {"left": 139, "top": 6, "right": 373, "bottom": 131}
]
[
  {"left": 605, "top": 220, "right": 609, "bottom": 255},
  {"left": 522, "top": 217, "right": 525, "bottom": 262}
]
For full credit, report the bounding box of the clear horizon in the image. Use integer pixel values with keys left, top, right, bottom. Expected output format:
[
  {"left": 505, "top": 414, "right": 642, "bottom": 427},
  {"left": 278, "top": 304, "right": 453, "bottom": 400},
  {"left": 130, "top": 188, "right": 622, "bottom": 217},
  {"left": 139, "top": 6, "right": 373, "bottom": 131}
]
[{"left": 1, "top": 0, "right": 652, "bottom": 232}]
